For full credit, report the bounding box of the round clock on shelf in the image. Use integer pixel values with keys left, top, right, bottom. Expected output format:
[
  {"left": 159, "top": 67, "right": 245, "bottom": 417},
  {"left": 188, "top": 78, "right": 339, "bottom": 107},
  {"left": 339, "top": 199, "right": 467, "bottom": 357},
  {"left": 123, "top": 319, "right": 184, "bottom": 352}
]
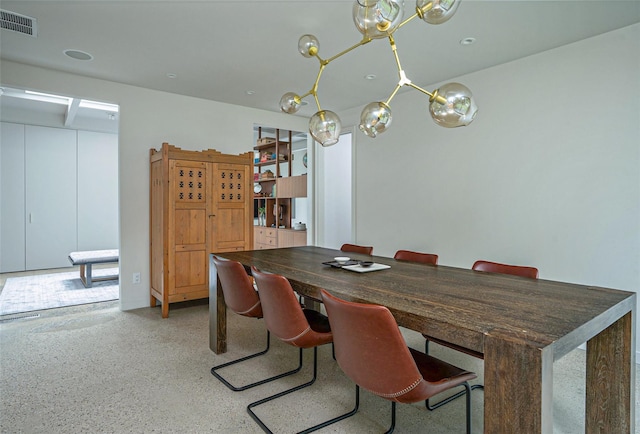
[{"left": 254, "top": 183, "right": 262, "bottom": 194}]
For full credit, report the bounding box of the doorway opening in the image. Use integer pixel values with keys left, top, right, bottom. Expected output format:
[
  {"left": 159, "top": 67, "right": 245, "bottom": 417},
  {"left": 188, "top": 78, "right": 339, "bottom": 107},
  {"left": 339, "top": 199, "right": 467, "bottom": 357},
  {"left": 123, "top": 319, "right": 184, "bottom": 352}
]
[{"left": 0, "top": 87, "right": 120, "bottom": 315}]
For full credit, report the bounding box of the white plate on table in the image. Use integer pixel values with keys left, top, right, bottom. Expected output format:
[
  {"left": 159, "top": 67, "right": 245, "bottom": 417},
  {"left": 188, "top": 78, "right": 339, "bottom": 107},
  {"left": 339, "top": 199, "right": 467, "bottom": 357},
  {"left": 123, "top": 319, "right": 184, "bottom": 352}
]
[{"left": 342, "top": 263, "right": 391, "bottom": 273}]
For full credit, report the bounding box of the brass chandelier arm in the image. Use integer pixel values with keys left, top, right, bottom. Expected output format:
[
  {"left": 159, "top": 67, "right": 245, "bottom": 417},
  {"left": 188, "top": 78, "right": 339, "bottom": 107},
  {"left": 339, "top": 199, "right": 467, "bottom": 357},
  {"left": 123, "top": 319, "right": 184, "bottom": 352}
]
[
  {"left": 310, "top": 63, "right": 328, "bottom": 111},
  {"left": 397, "top": 8, "right": 420, "bottom": 30},
  {"left": 306, "top": 37, "right": 373, "bottom": 112},
  {"left": 384, "top": 84, "right": 403, "bottom": 106},
  {"left": 396, "top": 1, "right": 438, "bottom": 30},
  {"left": 323, "top": 37, "right": 373, "bottom": 64},
  {"left": 407, "top": 82, "right": 447, "bottom": 105},
  {"left": 387, "top": 35, "right": 447, "bottom": 105}
]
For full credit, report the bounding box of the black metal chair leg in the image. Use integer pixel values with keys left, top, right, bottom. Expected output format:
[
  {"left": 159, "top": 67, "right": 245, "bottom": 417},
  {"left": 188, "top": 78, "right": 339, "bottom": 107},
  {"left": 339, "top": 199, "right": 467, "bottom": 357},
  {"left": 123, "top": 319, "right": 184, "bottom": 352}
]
[
  {"left": 424, "top": 382, "right": 474, "bottom": 434},
  {"left": 247, "top": 347, "right": 358, "bottom": 434},
  {"left": 384, "top": 401, "right": 397, "bottom": 434},
  {"left": 426, "top": 383, "right": 483, "bottom": 411},
  {"left": 247, "top": 347, "right": 317, "bottom": 433},
  {"left": 464, "top": 382, "right": 472, "bottom": 434},
  {"left": 211, "top": 331, "right": 303, "bottom": 391},
  {"left": 298, "top": 384, "right": 361, "bottom": 434},
  {"left": 424, "top": 339, "right": 483, "bottom": 413}
]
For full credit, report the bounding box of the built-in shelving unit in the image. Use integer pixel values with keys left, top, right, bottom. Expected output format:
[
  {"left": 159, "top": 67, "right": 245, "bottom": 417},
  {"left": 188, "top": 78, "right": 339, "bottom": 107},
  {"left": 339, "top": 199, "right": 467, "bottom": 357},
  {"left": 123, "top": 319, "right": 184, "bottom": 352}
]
[{"left": 253, "top": 127, "right": 307, "bottom": 249}]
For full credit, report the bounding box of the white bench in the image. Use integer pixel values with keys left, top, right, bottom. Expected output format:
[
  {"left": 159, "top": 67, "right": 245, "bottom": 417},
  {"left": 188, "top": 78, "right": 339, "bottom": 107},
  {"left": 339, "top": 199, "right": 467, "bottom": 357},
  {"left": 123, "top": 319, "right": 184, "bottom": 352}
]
[{"left": 68, "top": 249, "right": 119, "bottom": 288}]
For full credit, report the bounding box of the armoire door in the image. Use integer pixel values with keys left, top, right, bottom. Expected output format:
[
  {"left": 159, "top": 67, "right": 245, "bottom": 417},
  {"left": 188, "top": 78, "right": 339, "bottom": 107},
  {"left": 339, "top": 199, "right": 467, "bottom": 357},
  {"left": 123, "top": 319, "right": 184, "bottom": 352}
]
[
  {"left": 25, "top": 125, "right": 78, "bottom": 270},
  {"left": 168, "top": 159, "right": 209, "bottom": 299},
  {"left": 209, "top": 163, "right": 251, "bottom": 252}
]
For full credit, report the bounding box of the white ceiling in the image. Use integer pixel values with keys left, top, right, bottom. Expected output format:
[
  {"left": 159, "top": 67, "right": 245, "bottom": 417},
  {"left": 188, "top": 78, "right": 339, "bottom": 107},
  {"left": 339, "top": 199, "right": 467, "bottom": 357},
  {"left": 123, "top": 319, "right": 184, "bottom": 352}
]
[{"left": 1, "top": 0, "right": 639, "bottom": 127}]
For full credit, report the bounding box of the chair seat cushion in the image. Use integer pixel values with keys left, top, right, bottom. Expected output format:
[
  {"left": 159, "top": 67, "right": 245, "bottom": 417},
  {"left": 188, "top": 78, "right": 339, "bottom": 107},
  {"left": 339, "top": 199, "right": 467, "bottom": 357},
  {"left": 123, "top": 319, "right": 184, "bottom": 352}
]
[{"left": 394, "top": 348, "right": 477, "bottom": 403}]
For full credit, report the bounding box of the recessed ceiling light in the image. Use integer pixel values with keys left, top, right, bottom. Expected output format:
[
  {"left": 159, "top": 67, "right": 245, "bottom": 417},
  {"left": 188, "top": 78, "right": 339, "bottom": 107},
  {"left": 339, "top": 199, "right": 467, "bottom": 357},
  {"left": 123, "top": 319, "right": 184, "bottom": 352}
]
[
  {"left": 460, "top": 37, "right": 476, "bottom": 46},
  {"left": 166, "top": 73, "right": 177, "bottom": 79},
  {"left": 300, "top": 100, "right": 308, "bottom": 106},
  {"left": 246, "top": 90, "right": 255, "bottom": 95},
  {"left": 64, "top": 49, "right": 93, "bottom": 61},
  {"left": 365, "top": 74, "right": 377, "bottom": 80}
]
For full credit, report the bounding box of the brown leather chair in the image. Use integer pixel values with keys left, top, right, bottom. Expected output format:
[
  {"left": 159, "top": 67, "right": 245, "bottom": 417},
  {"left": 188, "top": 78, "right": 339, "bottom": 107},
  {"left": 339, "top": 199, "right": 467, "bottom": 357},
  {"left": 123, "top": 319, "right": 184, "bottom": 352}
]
[
  {"left": 340, "top": 243, "right": 373, "bottom": 255},
  {"left": 247, "top": 267, "right": 357, "bottom": 433},
  {"left": 210, "top": 255, "right": 302, "bottom": 391},
  {"left": 394, "top": 249, "right": 438, "bottom": 265},
  {"left": 321, "top": 289, "right": 476, "bottom": 433},
  {"left": 472, "top": 259, "right": 539, "bottom": 279}
]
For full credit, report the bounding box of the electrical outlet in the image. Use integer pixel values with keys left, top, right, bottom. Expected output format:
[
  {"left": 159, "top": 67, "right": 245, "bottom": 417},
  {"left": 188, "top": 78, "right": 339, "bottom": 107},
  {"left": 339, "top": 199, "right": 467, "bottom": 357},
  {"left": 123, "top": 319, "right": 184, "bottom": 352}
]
[{"left": 133, "top": 272, "right": 141, "bottom": 284}]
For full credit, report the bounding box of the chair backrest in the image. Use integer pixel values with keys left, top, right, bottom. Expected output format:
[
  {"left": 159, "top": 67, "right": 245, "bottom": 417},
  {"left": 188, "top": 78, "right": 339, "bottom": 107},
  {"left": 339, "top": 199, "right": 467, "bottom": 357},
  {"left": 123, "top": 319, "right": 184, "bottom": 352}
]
[
  {"left": 212, "top": 255, "right": 263, "bottom": 317},
  {"left": 472, "top": 260, "right": 539, "bottom": 279},
  {"left": 321, "top": 289, "right": 425, "bottom": 401},
  {"left": 252, "top": 266, "right": 331, "bottom": 348},
  {"left": 394, "top": 250, "right": 438, "bottom": 265},
  {"left": 340, "top": 243, "right": 373, "bottom": 255}
]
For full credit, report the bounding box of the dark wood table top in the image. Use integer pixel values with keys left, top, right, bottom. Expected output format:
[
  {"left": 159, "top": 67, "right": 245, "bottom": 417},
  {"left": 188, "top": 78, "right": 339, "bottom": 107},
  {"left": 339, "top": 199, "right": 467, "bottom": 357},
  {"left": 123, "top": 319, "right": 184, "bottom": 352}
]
[{"left": 214, "top": 246, "right": 635, "bottom": 359}]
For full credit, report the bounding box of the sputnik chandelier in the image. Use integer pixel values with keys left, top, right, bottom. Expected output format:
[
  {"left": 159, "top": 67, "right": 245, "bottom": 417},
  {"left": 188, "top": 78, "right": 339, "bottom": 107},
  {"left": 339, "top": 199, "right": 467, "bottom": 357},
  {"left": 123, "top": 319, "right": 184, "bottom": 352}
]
[{"left": 279, "top": 0, "right": 479, "bottom": 146}]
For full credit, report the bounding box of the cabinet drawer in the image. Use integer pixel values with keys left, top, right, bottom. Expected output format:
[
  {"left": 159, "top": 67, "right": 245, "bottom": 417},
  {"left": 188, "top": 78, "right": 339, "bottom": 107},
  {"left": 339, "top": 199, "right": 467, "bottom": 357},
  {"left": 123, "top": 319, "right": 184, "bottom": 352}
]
[{"left": 255, "top": 226, "right": 277, "bottom": 244}]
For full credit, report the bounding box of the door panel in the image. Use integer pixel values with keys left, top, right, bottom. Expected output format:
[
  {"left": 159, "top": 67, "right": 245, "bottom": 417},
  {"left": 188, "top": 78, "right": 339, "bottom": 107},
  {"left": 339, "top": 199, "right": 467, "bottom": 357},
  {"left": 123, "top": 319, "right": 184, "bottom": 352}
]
[
  {"left": 25, "top": 126, "right": 78, "bottom": 270},
  {"left": 0, "top": 122, "right": 26, "bottom": 272},
  {"left": 168, "top": 160, "right": 209, "bottom": 295},
  {"left": 210, "top": 163, "right": 251, "bottom": 252}
]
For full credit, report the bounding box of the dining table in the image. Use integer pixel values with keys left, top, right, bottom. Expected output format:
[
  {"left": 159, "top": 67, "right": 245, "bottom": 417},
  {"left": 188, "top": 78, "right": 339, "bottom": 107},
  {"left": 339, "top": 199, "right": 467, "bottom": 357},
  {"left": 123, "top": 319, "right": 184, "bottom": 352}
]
[{"left": 209, "top": 246, "right": 636, "bottom": 433}]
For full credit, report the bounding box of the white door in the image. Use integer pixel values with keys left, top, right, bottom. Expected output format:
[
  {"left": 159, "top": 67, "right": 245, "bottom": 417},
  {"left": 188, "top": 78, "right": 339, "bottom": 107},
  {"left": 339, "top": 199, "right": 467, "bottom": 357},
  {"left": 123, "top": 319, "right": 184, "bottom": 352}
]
[
  {"left": 316, "top": 132, "right": 353, "bottom": 249},
  {"left": 25, "top": 125, "right": 78, "bottom": 270},
  {"left": 0, "top": 122, "right": 26, "bottom": 272}
]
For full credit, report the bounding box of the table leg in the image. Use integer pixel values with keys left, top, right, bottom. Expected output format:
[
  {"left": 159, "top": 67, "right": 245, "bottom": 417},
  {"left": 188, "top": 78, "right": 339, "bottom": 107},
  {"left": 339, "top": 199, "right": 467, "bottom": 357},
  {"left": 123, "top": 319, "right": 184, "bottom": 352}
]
[
  {"left": 209, "top": 256, "right": 227, "bottom": 354},
  {"left": 586, "top": 311, "right": 635, "bottom": 433},
  {"left": 484, "top": 332, "right": 553, "bottom": 433}
]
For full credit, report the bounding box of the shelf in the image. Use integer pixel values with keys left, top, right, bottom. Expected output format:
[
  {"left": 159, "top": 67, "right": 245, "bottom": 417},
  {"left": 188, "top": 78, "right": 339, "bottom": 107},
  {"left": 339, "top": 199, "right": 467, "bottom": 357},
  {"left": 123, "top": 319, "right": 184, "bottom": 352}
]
[
  {"left": 254, "top": 141, "right": 289, "bottom": 151},
  {"left": 255, "top": 160, "right": 285, "bottom": 168}
]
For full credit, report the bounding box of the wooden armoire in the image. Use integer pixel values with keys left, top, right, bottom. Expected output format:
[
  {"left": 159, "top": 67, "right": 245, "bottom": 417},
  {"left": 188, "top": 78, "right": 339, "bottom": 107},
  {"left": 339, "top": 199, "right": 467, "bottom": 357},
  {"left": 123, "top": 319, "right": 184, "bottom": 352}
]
[{"left": 150, "top": 143, "right": 253, "bottom": 317}]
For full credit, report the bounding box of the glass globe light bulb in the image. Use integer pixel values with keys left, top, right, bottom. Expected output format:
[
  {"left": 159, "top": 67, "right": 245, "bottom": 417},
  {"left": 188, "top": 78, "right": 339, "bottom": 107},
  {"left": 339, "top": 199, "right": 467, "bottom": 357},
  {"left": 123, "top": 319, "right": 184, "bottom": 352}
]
[
  {"left": 298, "top": 34, "right": 320, "bottom": 58},
  {"left": 309, "top": 110, "right": 342, "bottom": 147},
  {"left": 280, "top": 92, "right": 302, "bottom": 114},
  {"left": 429, "top": 82, "right": 478, "bottom": 128},
  {"left": 353, "top": 0, "right": 405, "bottom": 39},
  {"left": 416, "top": 0, "right": 461, "bottom": 24},
  {"left": 359, "top": 102, "right": 392, "bottom": 138}
]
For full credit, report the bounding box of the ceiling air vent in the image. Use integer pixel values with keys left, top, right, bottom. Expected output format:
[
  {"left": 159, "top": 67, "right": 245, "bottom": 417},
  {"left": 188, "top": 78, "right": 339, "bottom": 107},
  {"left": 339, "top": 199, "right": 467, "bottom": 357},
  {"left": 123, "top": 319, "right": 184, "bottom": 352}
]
[{"left": 1, "top": 10, "right": 37, "bottom": 37}]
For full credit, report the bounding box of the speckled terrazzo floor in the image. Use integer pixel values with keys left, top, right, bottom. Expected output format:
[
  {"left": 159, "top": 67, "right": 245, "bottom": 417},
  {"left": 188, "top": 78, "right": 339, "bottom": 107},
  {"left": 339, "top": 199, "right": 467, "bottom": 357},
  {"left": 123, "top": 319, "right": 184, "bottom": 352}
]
[{"left": 1, "top": 300, "right": 638, "bottom": 433}]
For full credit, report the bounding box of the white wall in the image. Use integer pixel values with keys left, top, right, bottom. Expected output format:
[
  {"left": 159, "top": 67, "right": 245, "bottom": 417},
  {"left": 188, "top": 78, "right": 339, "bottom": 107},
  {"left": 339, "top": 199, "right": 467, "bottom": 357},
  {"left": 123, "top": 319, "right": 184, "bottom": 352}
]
[
  {"left": 0, "top": 60, "right": 309, "bottom": 311},
  {"left": 339, "top": 24, "right": 640, "bottom": 344},
  {"left": 77, "top": 130, "right": 119, "bottom": 250}
]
